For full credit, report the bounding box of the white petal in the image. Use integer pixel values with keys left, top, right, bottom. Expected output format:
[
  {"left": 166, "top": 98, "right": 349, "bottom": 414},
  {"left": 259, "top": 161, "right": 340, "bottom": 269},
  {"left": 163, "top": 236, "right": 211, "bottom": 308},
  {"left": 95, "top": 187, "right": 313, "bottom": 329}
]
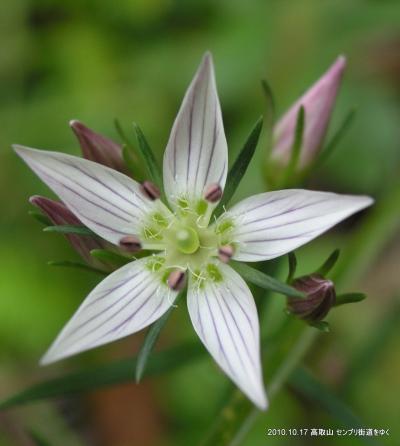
[
  {"left": 163, "top": 53, "right": 228, "bottom": 209},
  {"left": 226, "top": 189, "right": 373, "bottom": 262},
  {"left": 14, "top": 146, "right": 162, "bottom": 246},
  {"left": 41, "top": 258, "right": 176, "bottom": 364},
  {"left": 187, "top": 263, "right": 267, "bottom": 409}
]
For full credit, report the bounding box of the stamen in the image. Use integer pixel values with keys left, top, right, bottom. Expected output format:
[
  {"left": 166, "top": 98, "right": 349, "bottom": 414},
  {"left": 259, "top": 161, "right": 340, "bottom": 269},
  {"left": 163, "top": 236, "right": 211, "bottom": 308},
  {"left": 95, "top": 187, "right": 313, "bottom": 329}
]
[
  {"left": 141, "top": 181, "right": 160, "bottom": 200},
  {"left": 119, "top": 235, "right": 142, "bottom": 252},
  {"left": 218, "top": 245, "right": 234, "bottom": 263},
  {"left": 204, "top": 183, "right": 222, "bottom": 203},
  {"left": 167, "top": 269, "right": 186, "bottom": 291}
]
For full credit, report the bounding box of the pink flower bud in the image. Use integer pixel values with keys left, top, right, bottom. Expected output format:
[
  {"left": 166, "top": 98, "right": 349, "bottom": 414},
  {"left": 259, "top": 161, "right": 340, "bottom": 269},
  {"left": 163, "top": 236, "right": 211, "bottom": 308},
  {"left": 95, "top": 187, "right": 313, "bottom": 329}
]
[
  {"left": 70, "top": 120, "right": 128, "bottom": 173},
  {"left": 287, "top": 274, "right": 336, "bottom": 322},
  {"left": 30, "top": 195, "right": 107, "bottom": 266},
  {"left": 271, "top": 56, "right": 346, "bottom": 169}
]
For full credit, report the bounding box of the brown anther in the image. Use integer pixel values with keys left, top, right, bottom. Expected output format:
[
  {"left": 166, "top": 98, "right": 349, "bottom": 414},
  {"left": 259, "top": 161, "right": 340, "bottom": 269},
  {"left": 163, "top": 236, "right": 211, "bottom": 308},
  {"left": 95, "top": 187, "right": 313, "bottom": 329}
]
[
  {"left": 218, "top": 245, "right": 234, "bottom": 263},
  {"left": 141, "top": 181, "right": 160, "bottom": 200},
  {"left": 204, "top": 183, "right": 222, "bottom": 203},
  {"left": 167, "top": 269, "right": 186, "bottom": 291},
  {"left": 119, "top": 235, "right": 142, "bottom": 252}
]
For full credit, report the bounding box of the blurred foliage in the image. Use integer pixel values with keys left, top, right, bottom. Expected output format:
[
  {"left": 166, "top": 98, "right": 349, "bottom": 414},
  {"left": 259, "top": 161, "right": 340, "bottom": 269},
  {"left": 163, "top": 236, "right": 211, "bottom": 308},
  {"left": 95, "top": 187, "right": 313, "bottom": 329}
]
[{"left": 1, "top": 0, "right": 400, "bottom": 445}]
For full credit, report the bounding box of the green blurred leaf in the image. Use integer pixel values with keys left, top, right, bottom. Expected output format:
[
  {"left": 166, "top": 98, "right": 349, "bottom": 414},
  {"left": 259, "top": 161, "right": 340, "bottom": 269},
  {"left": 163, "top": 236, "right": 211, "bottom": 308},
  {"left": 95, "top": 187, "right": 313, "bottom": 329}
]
[
  {"left": 29, "top": 210, "right": 51, "bottom": 226},
  {"left": 48, "top": 260, "right": 106, "bottom": 276},
  {"left": 43, "top": 225, "right": 95, "bottom": 236},
  {"left": 0, "top": 342, "right": 205, "bottom": 410},
  {"left": 334, "top": 292, "right": 366, "bottom": 307},
  {"left": 289, "top": 367, "right": 381, "bottom": 446},
  {"left": 315, "top": 249, "right": 340, "bottom": 276},
  {"left": 231, "top": 261, "right": 305, "bottom": 298},
  {"left": 214, "top": 117, "right": 263, "bottom": 216},
  {"left": 133, "top": 123, "right": 163, "bottom": 191},
  {"left": 90, "top": 249, "right": 131, "bottom": 268},
  {"left": 115, "top": 119, "right": 143, "bottom": 180}
]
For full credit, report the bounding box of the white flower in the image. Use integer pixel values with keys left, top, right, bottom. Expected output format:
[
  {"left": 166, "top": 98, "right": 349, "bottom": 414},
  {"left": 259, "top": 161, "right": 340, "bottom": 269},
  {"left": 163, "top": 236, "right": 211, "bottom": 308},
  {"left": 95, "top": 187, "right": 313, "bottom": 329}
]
[{"left": 14, "top": 53, "right": 373, "bottom": 410}]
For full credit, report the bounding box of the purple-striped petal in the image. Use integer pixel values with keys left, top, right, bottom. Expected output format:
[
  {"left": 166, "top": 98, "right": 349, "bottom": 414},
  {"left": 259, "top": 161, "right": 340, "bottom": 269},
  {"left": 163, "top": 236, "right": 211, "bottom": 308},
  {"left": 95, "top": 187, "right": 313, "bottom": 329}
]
[
  {"left": 41, "top": 257, "right": 177, "bottom": 364},
  {"left": 14, "top": 146, "right": 165, "bottom": 247},
  {"left": 163, "top": 53, "right": 228, "bottom": 210},
  {"left": 225, "top": 189, "right": 373, "bottom": 262},
  {"left": 187, "top": 263, "right": 267, "bottom": 409}
]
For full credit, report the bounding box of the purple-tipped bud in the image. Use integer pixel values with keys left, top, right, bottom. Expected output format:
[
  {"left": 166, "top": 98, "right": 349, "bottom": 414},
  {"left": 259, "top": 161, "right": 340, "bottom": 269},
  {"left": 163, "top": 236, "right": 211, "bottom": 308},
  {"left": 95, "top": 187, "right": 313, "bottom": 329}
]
[
  {"left": 30, "top": 195, "right": 106, "bottom": 265},
  {"left": 218, "top": 245, "right": 234, "bottom": 263},
  {"left": 287, "top": 274, "right": 336, "bottom": 322},
  {"left": 167, "top": 269, "right": 186, "bottom": 291},
  {"left": 271, "top": 56, "right": 346, "bottom": 169},
  {"left": 70, "top": 120, "right": 128, "bottom": 173},
  {"left": 140, "top": 181, "right": 161, "bottom": 200},
  {"left": 204, "top": 183, "right": 223, "bottom": 203},
  {"left": 119, "top": 235, "right": 142, "bottom": 253}
]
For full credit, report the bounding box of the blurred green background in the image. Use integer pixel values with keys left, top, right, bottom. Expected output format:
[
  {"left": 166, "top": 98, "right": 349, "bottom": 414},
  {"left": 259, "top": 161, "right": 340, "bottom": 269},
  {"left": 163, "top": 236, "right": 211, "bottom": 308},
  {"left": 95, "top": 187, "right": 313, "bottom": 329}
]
[{"left": 1, "top": 0, "right": 400, "bottom": 445}]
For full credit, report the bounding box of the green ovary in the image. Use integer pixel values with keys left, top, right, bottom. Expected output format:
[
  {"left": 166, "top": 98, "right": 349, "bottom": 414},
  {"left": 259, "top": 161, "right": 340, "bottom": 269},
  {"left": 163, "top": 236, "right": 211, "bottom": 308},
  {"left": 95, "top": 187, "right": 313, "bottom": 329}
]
[{"left": 174, "top": 226, "right": 200, "bottom": 254}]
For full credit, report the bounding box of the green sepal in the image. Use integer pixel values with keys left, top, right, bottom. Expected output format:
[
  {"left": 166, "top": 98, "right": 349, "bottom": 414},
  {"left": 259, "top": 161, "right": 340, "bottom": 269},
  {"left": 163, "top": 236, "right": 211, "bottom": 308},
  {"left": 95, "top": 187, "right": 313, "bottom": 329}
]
[
  {"left": 286, "top": 252, "right": 297, "bottom": 284},
  {"left": 43, "top": 225, "right": 95, "bottom": 236},
  {"left": 231, "top": 261, "right": 305, "bottom": 298},
  {"left": 28, "top": 210, "right": 51, "bottom": 226},
  {"left": 334, "top": 292, "right": 366, "bottom": 307},
  {"left": 309, "top": 320, "right": 330, "bottom": 332},
  {"left": 133, "top": 123, "right": 163, "bottom": 193},
  {"left": 90, "top": 249, "right": 132, "bottom": 268},
  {"left": 280, "top": 106, "right": 305, "bottom": 187},
  {"left": 47, "top": 260, "right": 107, "bottom": 276},
  {"left": 214, "top": 116, "right": 263, "bottom": 217},
  {"left": 315, "top": 249, "right": 340, "bottom": 276}
]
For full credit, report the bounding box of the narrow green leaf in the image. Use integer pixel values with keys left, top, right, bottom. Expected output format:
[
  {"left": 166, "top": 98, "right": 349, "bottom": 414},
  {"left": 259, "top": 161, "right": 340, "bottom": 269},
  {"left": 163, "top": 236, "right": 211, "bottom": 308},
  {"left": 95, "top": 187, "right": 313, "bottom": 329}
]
[
  {"left": 215, "top": 117, "right": 263, "bottom": 216},
  {"left": 309, "top": 320, "right": 330, "bottom": 332},
  {"left": 48, "top": 260, "right": 107, "bottom": 276},
  {"left": 43, "top": 225, "right": 95, "bottom": 236},
  {"left": 281, "top": 106, "right": 305, "bottom": 187},
  {"left": 0, "top": 342, "right": 205, "bottom": 410},
  {"left": 316, "top": 249, "right": 340, "bottom": 276},
  {"left": 316, "top": 107, "right": 356, "bottom": 168},
  {"left": 90, "top": 249, "right": 131, "bottom": 268},
  {"left": 115, "top": 119, "right": 143, "bottom": 180},
  {"left": 136, "top": 311, "right": 173, "bottom": 382},
  {"left": 231, "top": 261, "right": 305, "bottom": 298},
  {"left": 133, "top": 123, "right": 163, "bottom": 190},
  {"left": 29, "top": 210, "right": 51, "bottom": 226},
  {"left": 334, "top": 292, "right": 366, "bottom": 307},
  {"left": 122, "top": 144, "right": 138, "bottom": 176},
  {"left": 289, "top": 367, "right": 380, "bottom": 446},
  {"left": 286, "top": 252, "right": 297, "bottom": 283}
]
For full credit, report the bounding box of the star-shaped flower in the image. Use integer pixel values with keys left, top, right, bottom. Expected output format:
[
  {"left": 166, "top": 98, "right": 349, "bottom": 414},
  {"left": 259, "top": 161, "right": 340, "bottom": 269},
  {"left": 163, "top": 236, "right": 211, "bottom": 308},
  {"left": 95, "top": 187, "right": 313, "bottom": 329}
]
[{"left": 14, "top": 53, "right": 372, "bottom": 410}]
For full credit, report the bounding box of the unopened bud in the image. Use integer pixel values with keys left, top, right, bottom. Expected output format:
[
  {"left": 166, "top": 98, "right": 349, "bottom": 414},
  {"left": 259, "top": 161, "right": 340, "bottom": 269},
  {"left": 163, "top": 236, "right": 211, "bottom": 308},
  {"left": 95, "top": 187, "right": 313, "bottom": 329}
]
[
  {"left": 70, "top": 120, "right": 128, "bottom": 173},
  {"left": 271, "top": 56, "right": 346, "bottom": 170},
  {"left": 204, "top": 183, "right": 223, "bottom": 203},
  {"left": 218, "top": 245, "right": 234, "bottom": 263},
  {"left": 119, "top": 235, "right": 142, "bottom": 252},
  {"left": 167, "top": 269, "right": 186, "bottom": 291},
  {"left": 287, "top": 274, "right": 336, "bottom": 322},
  {"left": 140, "top": 181, "right": 160, "bottom": 200},
  {"left": 30, "top": 195, "right": 107, "bottom": 266}
]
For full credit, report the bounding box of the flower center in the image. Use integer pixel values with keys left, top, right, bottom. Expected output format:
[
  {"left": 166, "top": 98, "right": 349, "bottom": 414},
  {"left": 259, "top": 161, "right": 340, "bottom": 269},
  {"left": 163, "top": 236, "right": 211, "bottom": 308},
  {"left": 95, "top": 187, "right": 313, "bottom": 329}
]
[{"left": 174, "top": 226, "right": 200, "bottom": 254}]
